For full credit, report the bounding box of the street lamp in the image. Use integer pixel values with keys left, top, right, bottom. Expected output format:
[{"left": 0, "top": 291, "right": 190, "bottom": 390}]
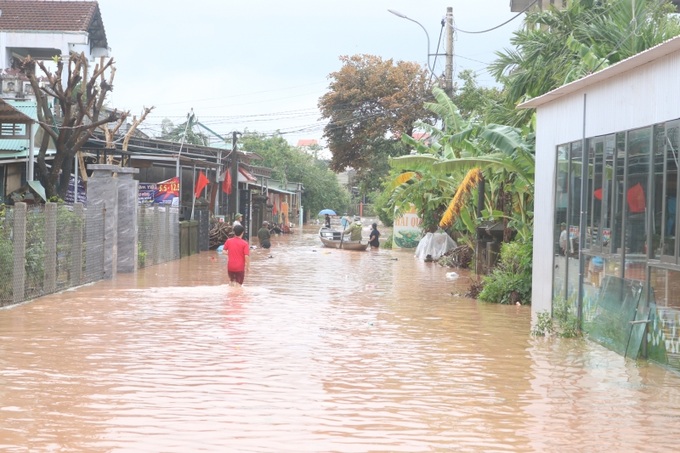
[
  {"left": 388, "top": 8, "right": 454, "bottom": 98},
  {"left": 387, "top": 9, "right": 435, "bottom": 75}
]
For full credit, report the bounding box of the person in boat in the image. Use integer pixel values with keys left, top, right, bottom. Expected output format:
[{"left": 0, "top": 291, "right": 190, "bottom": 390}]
[
  {"left": 340, "top": 213, "right": 350, "bottom": 230},
  {"left": 324, "top": 214, "right": 331, "bottom": 228},
  {"left": 343, "top": 215, "right": 363, "bottom": 242}
]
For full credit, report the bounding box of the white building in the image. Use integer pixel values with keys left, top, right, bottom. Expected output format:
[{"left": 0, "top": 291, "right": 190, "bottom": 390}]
[
  {"left": 0, "top": 0, "right": 109, "bottom": 201},
  {"left": 521, "top": 35, "right": 680, "bottom": 369}
]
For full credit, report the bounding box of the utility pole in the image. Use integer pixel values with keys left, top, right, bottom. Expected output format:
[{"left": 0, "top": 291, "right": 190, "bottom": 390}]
[
  {"left": 228, "top": 131, "right": 241, "bottom": 220},
  {"left": 445, "top": 6, "right": 454, "bottom": 99}
]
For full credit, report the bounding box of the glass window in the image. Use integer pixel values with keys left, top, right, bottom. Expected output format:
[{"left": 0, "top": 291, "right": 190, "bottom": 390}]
[
  {"left": 612, "top": 133, "right": 626, "bottom": 259},
  {"left": 553, "top": 144, "right": 570, "bottom": 302},
  {"left": 567, "top": 140, "right": 582, "bottom": 302},
  {"left": 660, "top": 121, "right": 680, "bottom": 261},
  {"left": 587, "top": 137, "right": 605, "bottom": 250},
  {"left": 625, "top": 127, "right": 651, "bottom": 255}
]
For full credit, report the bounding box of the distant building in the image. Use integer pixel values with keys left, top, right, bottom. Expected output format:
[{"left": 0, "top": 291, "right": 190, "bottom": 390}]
[
  {"left": 296, "top": 139, "right": 318, "bottom": 148},
  {"left": 412, "top": 132, "right": 431, "bottom": 146}
]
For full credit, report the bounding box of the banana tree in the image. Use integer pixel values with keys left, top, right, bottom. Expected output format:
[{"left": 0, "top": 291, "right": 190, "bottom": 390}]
[{"left": 389, "top": 87, "right": 535, "bottom": 242}]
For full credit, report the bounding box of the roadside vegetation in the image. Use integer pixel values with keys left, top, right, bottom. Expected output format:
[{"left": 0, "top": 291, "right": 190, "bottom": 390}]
[{"left": 318, "top": 0, "right": 680, "bottom": 304}]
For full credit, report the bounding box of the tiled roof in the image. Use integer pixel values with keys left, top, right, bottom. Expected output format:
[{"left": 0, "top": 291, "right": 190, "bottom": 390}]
[{"left": 0, "top": 1, "right": 107, "bottom": 48}]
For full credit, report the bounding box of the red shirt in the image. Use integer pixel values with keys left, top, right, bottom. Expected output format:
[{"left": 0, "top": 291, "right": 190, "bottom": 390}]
[{"left": 224, "top": 236, "right": 250, "bottom": 272}]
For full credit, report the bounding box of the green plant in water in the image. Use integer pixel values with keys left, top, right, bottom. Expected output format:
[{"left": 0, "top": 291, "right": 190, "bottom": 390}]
[
  {"left": 532, "top": 311, "right": 554, "bottom": 337},
  {"left": 382, "top": 234, "right": 393, "bottom": 249},
  {"left": 532, "top": 298, "right": 582, "bottom": 338},
  {"left": 138, "top": 242, "right": 147, "bottom": 267},
  {"left": 478, "top": 239, "right": 533, "bottom": 305}
]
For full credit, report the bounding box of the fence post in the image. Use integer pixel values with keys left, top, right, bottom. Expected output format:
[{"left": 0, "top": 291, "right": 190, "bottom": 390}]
[
  {"left": 116, "top": 167, "right": 139, "bottom": 273},
  {"left": 87, "top": 164, "right": 119, "bottom": 279},
  {"left": 12, "top": 202, "right": 26, "bottom": 304},
  {"left": 72, "top": 203, "right": 84, "bottom": 284},
  {"left": 44, "top": 202, "right": 57, "bottom": 294}
]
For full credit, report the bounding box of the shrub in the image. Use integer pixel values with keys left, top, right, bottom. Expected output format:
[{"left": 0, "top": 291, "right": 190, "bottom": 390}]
[
  {"left": 478, "top": 239, "right": 532, "bottom": 305},
  {"left": 531, "top": 298, "right": 581, "bottom": 338}
]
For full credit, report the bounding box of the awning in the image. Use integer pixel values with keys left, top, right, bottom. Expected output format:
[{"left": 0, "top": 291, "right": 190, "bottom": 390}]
[
  {"left": 27, "top": 180, "right": 47, "bottom": 202},
  {"left": 238, "top": 167, "right": 257, "bottom": 183}
]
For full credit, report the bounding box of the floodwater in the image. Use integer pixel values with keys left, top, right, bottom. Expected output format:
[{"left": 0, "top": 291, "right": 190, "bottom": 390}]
[{"left": 1, "top": 225, "right": 680, "bottom": 452}]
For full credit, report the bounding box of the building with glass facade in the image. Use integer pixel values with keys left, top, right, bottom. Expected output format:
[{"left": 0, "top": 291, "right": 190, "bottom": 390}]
[{"left": 521, "top": 35, "right": 680, "bottom": 369}]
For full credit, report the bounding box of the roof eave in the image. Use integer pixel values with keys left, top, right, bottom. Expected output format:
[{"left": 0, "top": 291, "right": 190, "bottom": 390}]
[{"left": 518, "top": 34, "right": 680, "bottom": 109}]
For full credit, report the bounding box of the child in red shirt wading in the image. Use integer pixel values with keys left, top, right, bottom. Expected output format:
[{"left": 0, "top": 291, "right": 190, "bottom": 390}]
[{"left": 224, "top": 224, "right": 250, "bottom": 286}]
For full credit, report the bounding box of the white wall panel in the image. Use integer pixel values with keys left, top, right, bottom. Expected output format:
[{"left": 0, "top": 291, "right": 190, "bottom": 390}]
[{"left": 531, "top": 47, "right": 680, "bottom": 319}]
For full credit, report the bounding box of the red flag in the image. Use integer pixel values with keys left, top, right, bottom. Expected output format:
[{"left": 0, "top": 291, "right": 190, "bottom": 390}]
[
  {"left": 222, "top": 170, "right": 232, "bottom": 194},
  {"left": 194, "top": 171, "right": 209, "bottom": 199}
]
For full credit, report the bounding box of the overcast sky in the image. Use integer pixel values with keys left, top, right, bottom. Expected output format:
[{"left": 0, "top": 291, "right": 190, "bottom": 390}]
[{"left": 96, "top": 1, "right": 526, "bottom": 146}]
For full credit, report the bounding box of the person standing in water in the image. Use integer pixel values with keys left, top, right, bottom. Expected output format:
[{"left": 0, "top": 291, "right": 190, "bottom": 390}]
[
  {"left": 369, "top": 223, "right": 381, "bottom": 248},
  {"left": 223, "top": 224, "right": 250, "bottom": 286},
  {"left": 257, "top": 221, "right": 272, "bottom": 251}
]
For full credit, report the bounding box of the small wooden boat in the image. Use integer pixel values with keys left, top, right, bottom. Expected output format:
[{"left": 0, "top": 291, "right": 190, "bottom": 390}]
[{"left": 319, "top": 227, "right": 368, "bottom": 251}]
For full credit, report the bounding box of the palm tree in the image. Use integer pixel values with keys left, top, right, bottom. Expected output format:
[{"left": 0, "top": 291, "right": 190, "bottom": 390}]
[{"left": 491, "top": 0, "right": 680, "bottom": 109}]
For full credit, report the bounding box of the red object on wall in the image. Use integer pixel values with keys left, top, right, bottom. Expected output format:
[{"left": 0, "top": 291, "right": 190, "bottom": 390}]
[{"left": 627, "top": 183, "right": 646, "bottom": 213}]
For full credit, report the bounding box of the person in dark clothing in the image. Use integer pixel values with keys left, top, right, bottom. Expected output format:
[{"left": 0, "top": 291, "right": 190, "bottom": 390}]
[
  {"left": 324, "top": 214, "right": 331, "bottom": 228},
  {"left": 369, "top": 223, "right": 381, "bottom": 248},
  {"left": 257, "top": 221, "right": 272, "bottom": 249}
]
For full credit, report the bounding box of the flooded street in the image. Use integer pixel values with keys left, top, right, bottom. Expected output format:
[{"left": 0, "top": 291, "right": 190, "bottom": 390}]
[{"left": 2, "top": 225, "right": 680, "bottom": 452}]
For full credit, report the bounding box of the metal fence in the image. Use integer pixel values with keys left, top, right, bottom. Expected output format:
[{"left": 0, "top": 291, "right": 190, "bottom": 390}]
[
  {"left": 0, "top": 202, "right": 180, "bottom": 308},
  {"left": 138, "top": 205, "right": 180, "bottom": 268}
]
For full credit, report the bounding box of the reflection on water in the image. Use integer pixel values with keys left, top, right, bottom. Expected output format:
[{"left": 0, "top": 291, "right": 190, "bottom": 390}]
[{"left": 1, "top": 225, "right": 680, "bottom": 452}]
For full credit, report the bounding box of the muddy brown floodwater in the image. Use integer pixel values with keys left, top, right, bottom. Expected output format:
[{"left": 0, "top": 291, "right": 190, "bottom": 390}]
[{"left": 1, "top": 224, "right": 680, "bottom": 452}]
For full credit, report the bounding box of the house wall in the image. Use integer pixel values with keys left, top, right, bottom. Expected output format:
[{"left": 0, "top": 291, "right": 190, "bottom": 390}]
[
  {"left": 0, "top": 31, "right": 91, "bottom": 67},
  {"left": 532, "top": 49, "right": 680, "bottom": 319},
  {"left": 5, "top": 163, "right": 23, "bottom": 196}
]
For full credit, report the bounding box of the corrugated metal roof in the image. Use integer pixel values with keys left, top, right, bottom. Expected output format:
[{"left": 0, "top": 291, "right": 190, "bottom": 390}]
[
  {"left": 7, "top": 100, "right": 38, "bottom": 121},
  {"left": 0, "top": 98, "right": 34, "bottom": 123},
  {"left": 0, "top": 99, "right": 35, "bottom": 153},
  {"left": 0, "top": 139, "right": 29, "bottom": 152}
]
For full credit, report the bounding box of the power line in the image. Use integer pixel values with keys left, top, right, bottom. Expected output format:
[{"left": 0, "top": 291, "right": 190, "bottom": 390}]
[{"left": 454, "top": 0, "right": 538, "bottom": 34}]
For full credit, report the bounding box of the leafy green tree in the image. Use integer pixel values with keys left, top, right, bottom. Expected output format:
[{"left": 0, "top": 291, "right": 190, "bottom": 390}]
[
  {"left": 160, "top": 115, "right": 210, "bottom": 146},
  {"left": 451, "top": 69, "right": 504, "bottom": 121},
  {"left": 319, "top": 54, "right": 435, "bottom": 179},
  {"left": 490, "top": 0, "right": 680, "bottom": 121},
  {"left": 240, "top": 133, "right": 350, "bottom": 218}
]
